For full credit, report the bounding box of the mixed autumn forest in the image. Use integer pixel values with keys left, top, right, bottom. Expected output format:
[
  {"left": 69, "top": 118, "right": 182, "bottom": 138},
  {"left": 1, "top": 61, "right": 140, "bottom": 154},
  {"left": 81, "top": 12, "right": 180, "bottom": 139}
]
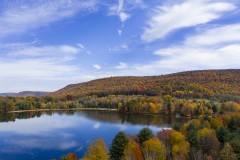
[{"left": 0, "top": 69, "right": 240, "bottom": 160}]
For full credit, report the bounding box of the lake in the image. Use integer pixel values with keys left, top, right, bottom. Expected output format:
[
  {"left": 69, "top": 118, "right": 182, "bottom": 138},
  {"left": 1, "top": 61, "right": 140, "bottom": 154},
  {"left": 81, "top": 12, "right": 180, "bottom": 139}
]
[{"left": 0, "top": 111, "right": 188, "bottom": 160}]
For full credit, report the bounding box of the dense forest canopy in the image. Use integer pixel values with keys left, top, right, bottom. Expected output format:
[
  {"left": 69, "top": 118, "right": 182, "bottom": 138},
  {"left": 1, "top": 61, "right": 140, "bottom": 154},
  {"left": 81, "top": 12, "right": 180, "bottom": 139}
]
[{"left": 50, "top": 69, "right": 240, "bottom": 102}]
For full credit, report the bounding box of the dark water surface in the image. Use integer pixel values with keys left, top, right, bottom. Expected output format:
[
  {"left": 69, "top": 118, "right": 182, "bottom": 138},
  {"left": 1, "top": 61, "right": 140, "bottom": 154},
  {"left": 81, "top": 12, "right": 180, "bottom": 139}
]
[{"left": 0, "top": 111, "right": 189, "bottom": 160}]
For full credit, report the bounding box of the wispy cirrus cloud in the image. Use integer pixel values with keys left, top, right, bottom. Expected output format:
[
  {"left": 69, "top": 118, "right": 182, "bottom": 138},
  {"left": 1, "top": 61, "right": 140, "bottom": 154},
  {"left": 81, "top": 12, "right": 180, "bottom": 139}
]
[
  {"left": 107, "top": 0, "right": 145, "bottom": 35},
  {"left": 5, "top": 45, "right": 80, "bottom": 60},
  {"left": 0, "top": 0, "right": 99, "bottom": 37},
  {"left": 93, "top": 64, "right": 102, "bottom": 70},
  {"left": 185, "top": 24, "right": 240, "bottom": 46},
  {"left": 108, "top": 44, "right": 129, "bottom": 53},
  {"left": 141, "top": 0, "right": 236, "bottom": 42},
  {"left": 135, "top": 22, "right": 240, "bottom": 74},
  {"left": 114, "top": 62, "right": 128, "bottom": 69},
  {"left": 0, "top": 43, "right": 87, "bottom": 92},
  {"left": 108, "top": 0, "right": 130, "bottom": 22}
]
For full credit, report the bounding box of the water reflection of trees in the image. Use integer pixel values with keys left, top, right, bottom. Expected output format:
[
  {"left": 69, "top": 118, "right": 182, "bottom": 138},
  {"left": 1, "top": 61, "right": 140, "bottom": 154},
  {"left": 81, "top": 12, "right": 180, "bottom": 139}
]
[
  {"left": 0, "top": 111, "right": 189, "bottom": 127},
  {"left": 74, "top": 111, "right": 189, "bottom": 127},
  {"left": 0, "top": 111, "right": 75, "bottom": 122}
]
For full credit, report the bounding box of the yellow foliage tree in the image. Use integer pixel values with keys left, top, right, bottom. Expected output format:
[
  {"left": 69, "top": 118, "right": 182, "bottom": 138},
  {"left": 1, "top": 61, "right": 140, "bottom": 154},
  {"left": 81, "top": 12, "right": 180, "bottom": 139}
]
[
  {"left": 122, "top": 140, "right": 143, "bottom": 160},
  {"left": 170, "top": 130, "right": 190, "bottom": 160},
  {"left": 83, "top": 138, "right": 109, "bottom": 160},
  {"left": 142, "top": 137, "right": 166, "bottom": 160}
]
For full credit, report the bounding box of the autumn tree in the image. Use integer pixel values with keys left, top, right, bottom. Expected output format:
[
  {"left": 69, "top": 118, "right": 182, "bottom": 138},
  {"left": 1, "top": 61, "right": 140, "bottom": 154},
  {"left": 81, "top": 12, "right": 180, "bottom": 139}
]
[
  {"left": 110, "top": 131, "right": 129, "bottom": 160},
  {"left": 83, "top": 138, "right": 109, "bottom": 160},
  {"left": 170, "top": 130, "right": 190, "bottom": 160},
  {"left": 210, "top": 117, "right": 223, "bottom": 129},
  {"left": 61, "top": 153, "right": 78, "bottom": 160},
  {"left": 142, "top": 137, "right": 166, "bottom": 160},
  {"left": 220, "top": 143, "right": 237, "bottom": 160},
  {"left": 122, "top": 140, "right": 143, "bottom": 160},
  {"left": 198, "top": 128, "right": 220, "bottom": 158},
  {"left": 157, "top": 129, "right": 172, "bottom": 160},
  {"left": 163, "top": 95, "right": 174, "bottom": 115}
]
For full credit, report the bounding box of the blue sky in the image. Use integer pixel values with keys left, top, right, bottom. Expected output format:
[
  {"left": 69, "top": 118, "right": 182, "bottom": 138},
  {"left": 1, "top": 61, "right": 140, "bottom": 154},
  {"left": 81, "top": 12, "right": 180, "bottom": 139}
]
[{"left": 0, "top": 0, "right": 240, "bottom": 92}]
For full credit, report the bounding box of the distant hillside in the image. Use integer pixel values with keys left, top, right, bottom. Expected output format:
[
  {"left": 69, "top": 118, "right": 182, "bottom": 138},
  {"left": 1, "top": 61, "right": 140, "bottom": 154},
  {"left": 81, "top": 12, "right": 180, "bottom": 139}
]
[
  {"left": 50, "top": 69, "right": 240, "bottom": 100},
  {"left": 0, "top": 91, "right": 50, "bottom": 97}
]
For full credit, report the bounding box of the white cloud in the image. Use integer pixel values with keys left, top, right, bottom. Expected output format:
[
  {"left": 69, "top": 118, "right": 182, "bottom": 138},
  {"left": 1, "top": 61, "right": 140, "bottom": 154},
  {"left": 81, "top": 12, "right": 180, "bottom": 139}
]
[
  {"left": 76, "top": 43, "right": 85, "bottom": 49},
  {"left": 115, "top": 62, "right": 128, "bottom": 69},
  {"left": 118, "top": 29, "right": 122, "bottom": 35},
  {"left": 154, "top": 45, "right": 240, "bottom": 68},
  {"left": 0, "top": 0, "right": 98, "bottom": 37},
  {"left": 0, "top": 58, "right": 78, "bottom": 79},
  {"left": 93, "top": 64, "right": 101, "bottom": 70},
  {"left": 117, "top": 0, "right": 131, "bottom": 22},
  {"left": 136, "top": 22, "right": 240, "bottom": 74},
  {"left": 141, "top": 0, "right": 236, "bottom": 42},
  {"left": 107, "top": 0, "right": 131, "bottom": 23},
  {"left": 119, "top": 12, "right": 130, "bottom": 22},
  {"left": 0, "top": 43, "right": 87, "bottom": 92},
  {"left": 185, "top": 24, "right": 240, "bottom": 46},
  {"left": 76, "top": 43, "right": 92, "bottom": 54},
  {"left": 7, "top": 45, "right": 80, "bottom": 59},
  {"left": 118, "top": 0, "right": 124, "bottom": 13},
  {"left": 108, "top": 44, "right": 129, "bottom": 52}
]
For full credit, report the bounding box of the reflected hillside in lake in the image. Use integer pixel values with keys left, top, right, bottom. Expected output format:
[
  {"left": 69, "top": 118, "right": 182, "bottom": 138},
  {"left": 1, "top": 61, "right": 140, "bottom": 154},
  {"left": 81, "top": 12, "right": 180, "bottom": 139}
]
[
  {"left": 1, "top": 110, "right": 188, "bottom": 127},
  {"left": 0, "top": 110, "right": 189, "bottom": 160}
]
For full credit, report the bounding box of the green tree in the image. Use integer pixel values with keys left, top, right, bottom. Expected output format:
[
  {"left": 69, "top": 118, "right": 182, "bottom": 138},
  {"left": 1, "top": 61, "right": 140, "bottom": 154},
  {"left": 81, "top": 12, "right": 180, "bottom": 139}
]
[
  {"left": 187, "top": 127, "right": 200, "bottom": 150},
  {"left": 228, "top": 118, "right": 238, "bottom": 132},
  {"left": 84, "top": 138, "right": 109, "bottom": 160},
  {"left": 142, "top": 137, "right": 166, "bottom": 160},
  {"left": 230, "top": 138, "right": 240, "bottom": 159},
  {"left": 110, "top": 131, "right": 129, "bottom": 160},
  {"left": 220, "top": 143, "right": 237, "bottom": 160},
  {"left": 216, "top": 127, "right": 230, "bottom": 143},
  {"left": 138, "top": 128, "right": 154, "bottom": 144}
]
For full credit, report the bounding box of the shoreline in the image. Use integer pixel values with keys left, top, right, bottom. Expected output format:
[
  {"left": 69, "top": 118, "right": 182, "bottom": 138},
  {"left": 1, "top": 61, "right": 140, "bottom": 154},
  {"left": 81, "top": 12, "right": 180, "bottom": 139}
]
[{"left": 8, "top": 108, "right": 118, "bottom": 113}]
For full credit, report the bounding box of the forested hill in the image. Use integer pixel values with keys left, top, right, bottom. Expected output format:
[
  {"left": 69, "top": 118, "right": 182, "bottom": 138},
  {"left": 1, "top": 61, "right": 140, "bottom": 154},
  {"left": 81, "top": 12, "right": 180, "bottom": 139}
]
[{"left": 50, "top": 69, "right": 240, "bottom": 100}]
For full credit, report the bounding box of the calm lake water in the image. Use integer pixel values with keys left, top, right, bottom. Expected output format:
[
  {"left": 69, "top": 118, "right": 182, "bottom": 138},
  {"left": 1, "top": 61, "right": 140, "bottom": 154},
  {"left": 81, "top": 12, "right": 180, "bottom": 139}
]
[{"left": 0, "top": 111, "right": 189, "bottom": 160}]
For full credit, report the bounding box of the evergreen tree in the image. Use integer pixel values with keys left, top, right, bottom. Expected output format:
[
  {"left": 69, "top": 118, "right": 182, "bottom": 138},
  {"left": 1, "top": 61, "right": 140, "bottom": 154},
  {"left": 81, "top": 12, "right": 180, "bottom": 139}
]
[
  {"left": 110, "top": 131, "right": 129, "bottom": 160},
  {"left": 216, "top": 127, "right": 230, "bottom": 143},
  {"left": 138, "top": 128, "right": 154, "bottom": 144},
  {"left": 228, "top": 118, "right": 238, "bottom": 132},
  {"left": 187, "top": 128, "right": 200, "bottom": 150}
]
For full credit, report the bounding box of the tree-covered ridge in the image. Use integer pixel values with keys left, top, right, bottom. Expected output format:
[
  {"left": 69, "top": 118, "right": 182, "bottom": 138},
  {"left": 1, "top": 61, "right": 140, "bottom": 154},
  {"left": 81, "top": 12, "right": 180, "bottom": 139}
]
[{"left": 50, "top": 69, "right": 240, "bottom": 101}]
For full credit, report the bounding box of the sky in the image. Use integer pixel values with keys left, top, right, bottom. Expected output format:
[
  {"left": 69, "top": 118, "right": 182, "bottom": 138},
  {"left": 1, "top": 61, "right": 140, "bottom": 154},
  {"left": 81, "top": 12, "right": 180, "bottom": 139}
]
[{"left": 0, "top": 0, "right": 240, "bottom": 92}]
